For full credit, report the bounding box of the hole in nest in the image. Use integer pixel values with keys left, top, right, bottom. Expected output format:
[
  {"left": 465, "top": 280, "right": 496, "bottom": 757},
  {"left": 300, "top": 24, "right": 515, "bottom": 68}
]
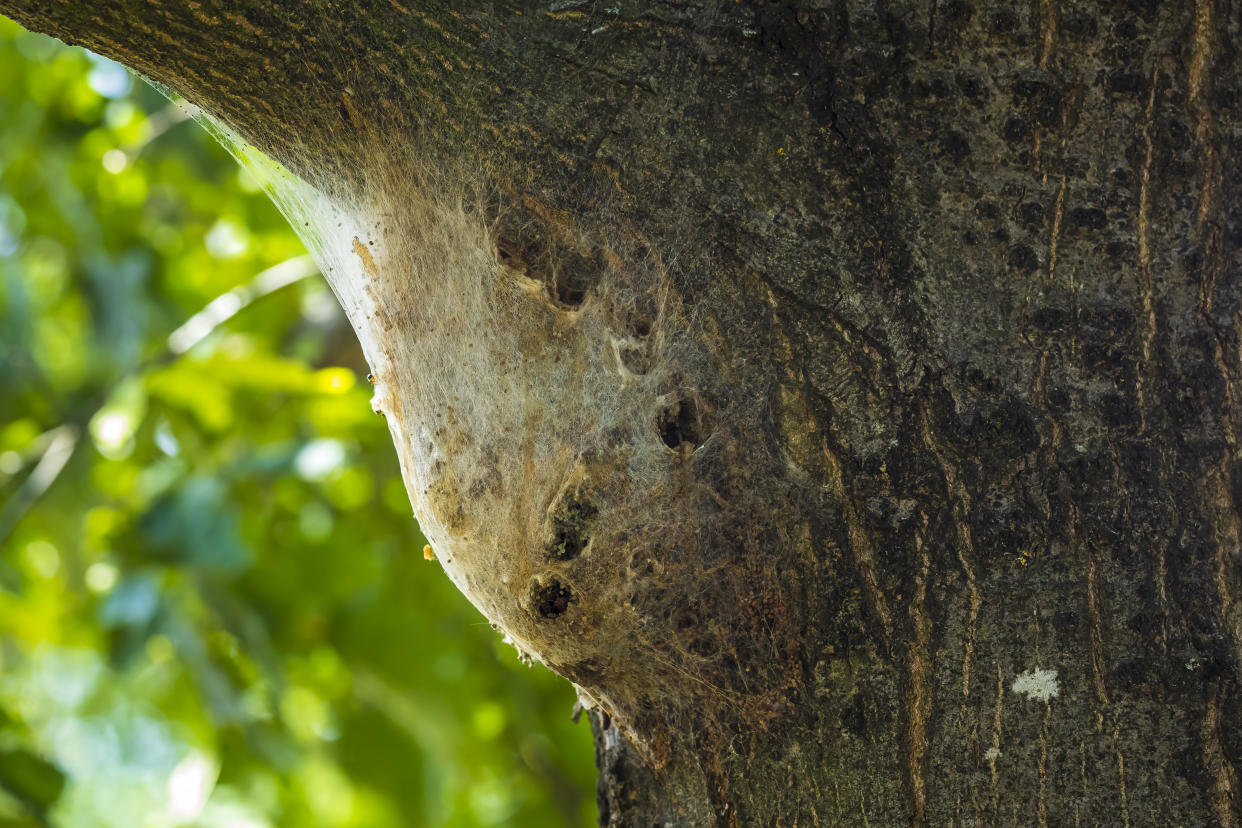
[
  {"left": 674, "top": 610, "right": 697, "bottom": 631},
  {"left": 495, "top": 237, "right": 523, "bottom": 269},
  {"left": 531, "top": 577, "right": 574, "bottom": 619},
  {"left": 548, "top": 490, "right": 597, "bottom": 560},
  {"left": 490, "top": 207, "right": 601, "bottom": 308},
  {"left": 548, "top": 247, "right": 600, "bottom": 307},
  {"left": 554, "top": 275, "right": 587, "bottom": 306},
  {"left": 610, "top": 297, "right": 655, "bottom": 339},
  {"left": 619, "top": 343, "right": 653, "bottom": 376},
  {"left": 658, "top": 394, "right": 708, "bottom": 449}
]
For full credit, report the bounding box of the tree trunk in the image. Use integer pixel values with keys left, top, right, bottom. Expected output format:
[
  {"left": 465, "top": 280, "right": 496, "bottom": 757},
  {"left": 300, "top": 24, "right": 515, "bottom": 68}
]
[{"left": 4, "top": 0, "right": 1239, "bottom": 824}]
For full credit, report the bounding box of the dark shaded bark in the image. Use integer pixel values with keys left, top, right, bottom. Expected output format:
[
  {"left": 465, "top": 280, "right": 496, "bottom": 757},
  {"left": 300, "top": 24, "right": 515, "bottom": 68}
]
[{"left": 3, "top": 0, "right": 1240, "bottom": 824}]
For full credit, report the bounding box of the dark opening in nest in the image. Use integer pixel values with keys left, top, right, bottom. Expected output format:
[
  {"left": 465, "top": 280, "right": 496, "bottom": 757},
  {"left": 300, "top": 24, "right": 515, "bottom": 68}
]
[{"left": 532, "top": 578, "right": 574, "bottom": 619}]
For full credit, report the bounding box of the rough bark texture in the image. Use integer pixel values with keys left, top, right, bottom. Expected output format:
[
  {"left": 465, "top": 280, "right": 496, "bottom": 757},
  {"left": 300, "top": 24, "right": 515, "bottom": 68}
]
[{"left": 4, "top": 0, "right": 1240, "bottom": 825}]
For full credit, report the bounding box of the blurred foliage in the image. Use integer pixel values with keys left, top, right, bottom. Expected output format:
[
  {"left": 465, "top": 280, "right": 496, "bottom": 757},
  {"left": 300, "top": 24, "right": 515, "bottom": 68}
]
[{"left": 0, "top": 17, "right": 595, "bottom": 828}]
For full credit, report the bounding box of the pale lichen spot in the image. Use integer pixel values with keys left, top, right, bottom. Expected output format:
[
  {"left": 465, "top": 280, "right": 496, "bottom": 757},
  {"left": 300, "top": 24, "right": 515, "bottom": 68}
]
[
  {"left": 1011, "top": 668, "right": 1059, "bottom": 702},
  {"left": 984, "top": 746, "right": 1002, "bottom": 763}
]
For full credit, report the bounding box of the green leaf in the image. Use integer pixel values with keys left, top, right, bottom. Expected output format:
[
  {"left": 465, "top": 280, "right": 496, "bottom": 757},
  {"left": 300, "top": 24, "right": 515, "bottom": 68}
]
[{"left": 0, "top": 748, "right": 65, "bottom": 815}]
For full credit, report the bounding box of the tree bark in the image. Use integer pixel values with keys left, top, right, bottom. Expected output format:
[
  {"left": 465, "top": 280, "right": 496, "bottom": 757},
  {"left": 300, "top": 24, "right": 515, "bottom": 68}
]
[{"left": 4, "top": 0, "right": 1240, "bottom": 824}]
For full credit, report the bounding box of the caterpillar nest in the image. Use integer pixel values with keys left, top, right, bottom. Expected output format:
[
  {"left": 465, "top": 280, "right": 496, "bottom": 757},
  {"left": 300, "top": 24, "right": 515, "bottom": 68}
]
[{"left": 224, "top": 138, "right": 731, "bottom": 761}]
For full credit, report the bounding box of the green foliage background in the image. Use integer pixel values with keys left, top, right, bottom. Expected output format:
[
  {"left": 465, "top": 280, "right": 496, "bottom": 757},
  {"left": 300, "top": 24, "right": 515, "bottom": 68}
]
[{"left": 0, "top": 19, "right": 595, "bottom": 827}]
